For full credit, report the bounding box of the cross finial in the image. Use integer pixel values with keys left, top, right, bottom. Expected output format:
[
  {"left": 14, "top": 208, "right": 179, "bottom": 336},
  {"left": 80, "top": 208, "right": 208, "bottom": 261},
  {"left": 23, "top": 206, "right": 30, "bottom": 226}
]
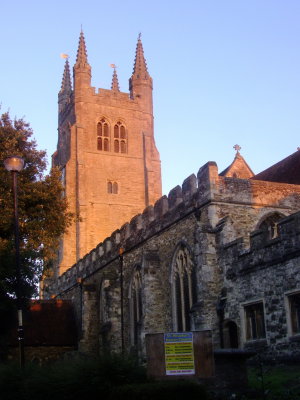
[{"left": 233, "top": 144, "right": 241, "bottom": 153}]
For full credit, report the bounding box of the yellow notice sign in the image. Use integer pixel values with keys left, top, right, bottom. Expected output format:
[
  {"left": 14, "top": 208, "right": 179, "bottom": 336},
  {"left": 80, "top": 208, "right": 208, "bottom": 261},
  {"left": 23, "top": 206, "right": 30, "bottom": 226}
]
[{"left": 164, "top": 332, "right": 195, "bottom": 375}]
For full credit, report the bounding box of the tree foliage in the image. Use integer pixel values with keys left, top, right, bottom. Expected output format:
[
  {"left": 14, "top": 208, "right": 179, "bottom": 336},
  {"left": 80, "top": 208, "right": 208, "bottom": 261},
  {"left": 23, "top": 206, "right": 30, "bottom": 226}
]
[{"left": 0, "top": 112, "right": 73, "bottom": 306}]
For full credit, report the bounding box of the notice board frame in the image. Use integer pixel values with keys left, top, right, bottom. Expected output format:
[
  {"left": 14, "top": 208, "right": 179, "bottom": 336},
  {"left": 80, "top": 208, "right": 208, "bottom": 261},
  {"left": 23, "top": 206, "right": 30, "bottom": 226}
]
[{"left": 146, "top": 330, "right": 214, "bottom": 379}]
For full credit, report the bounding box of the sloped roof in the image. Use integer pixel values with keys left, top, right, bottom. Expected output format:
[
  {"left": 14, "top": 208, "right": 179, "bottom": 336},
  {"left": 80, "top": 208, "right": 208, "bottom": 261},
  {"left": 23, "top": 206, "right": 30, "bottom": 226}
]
[
  {"left": 9, "top": 300, "right": 77, "bottom": 346},
  {"left": 252, "top": 150, "right": 300, "bottom": 185},
  {"left": 220, "top": 152, "right": 254, "bottom": 179}
]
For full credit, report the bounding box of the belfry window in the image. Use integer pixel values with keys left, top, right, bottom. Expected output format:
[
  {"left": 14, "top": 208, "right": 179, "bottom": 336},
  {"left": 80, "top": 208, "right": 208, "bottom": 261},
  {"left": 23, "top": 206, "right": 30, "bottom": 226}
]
[
  {"left": 113, "top": 121, "right": 127, "bottom": 154},
  {"left": 107, "top": 181, "right": 118, "bottom": 194},
  {"left": 130, "top": 267, "right": 143, "bottom": 347},
  {"left": 97, "top": 118, "right": 110, "bottom": 151},
  {"left": 172, "top": 246, "right": 197, "bottom": 331}
]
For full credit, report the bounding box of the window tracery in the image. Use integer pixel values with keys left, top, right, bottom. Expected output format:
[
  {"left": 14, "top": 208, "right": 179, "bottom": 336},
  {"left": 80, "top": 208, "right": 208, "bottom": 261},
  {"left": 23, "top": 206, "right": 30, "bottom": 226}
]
[
  {"left": 97, "top": 118, "right": 110, "bottom": 151},
  {"left": 172, "top": 245, "right": 197, "bottom": 331},
  {"left": 113, "top": 121, "right": 127, "bottom": 154}
]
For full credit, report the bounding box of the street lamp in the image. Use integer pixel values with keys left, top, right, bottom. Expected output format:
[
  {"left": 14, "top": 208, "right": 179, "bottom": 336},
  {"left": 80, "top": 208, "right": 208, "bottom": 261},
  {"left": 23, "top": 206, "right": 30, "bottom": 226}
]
[
  {"left": 119, "top": 247, "right": 125, "bottom": 355},
  {"left": 4, "top": 155, "right": 25, "bottom": 367}
]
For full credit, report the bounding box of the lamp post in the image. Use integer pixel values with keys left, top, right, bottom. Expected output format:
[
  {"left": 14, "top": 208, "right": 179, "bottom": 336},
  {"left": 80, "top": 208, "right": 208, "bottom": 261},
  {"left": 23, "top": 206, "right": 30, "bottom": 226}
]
[
  {"left": 4, "top": 155, "right": 25, "bottom": 367},
  {"left": 119, "top": 247, "right": 125, "bottom": 355}
]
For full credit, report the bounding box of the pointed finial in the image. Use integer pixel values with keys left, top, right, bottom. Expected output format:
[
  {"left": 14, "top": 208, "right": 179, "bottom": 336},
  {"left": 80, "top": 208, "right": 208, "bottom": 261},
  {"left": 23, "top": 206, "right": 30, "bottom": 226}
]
[
  {"left": 75, "top": 29, "right": 90, "bottom": 68},
  {"left": 59, "top": 56, "right": 72, "bottom": 94},
  {"left": 138, "top": 32, "right": 142, "bottom": 40},
  {"left": 131, "top": 34, "right": 150, "bottom": 78},
  {"left": 110, "top": 64, "right": 120, "bottom": 91},
  {"left": 233, "top": 144, "right": 241, "bottom": 153}
]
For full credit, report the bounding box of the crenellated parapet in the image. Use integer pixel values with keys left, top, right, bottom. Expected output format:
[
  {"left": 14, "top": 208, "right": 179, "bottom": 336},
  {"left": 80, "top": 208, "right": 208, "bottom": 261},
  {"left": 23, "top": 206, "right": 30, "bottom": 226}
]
[
  {"left": 44, "top": 164, "right": 208, "bottom": 296},
  {"left": 221, "top": 211, "right": 300, "bottom": 280},
  {"left": 44, "top": 160, "right": 300, "bottom": 297}
]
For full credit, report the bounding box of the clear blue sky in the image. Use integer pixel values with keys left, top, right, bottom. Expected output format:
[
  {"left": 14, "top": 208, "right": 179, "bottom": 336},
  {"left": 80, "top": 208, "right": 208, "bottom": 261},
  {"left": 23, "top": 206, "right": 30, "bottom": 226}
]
[{"left": 1, "top": 0, "right": 299, "bottom": 195}]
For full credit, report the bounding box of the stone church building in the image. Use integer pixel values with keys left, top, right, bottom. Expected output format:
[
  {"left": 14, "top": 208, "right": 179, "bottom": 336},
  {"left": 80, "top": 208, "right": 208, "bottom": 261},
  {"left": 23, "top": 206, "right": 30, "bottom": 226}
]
[
  {"left": 43, "top": 31, "right": 300, "bottom": 362},
  {"left": 53, "top": 31, "right": 161, "bottom": 275}
]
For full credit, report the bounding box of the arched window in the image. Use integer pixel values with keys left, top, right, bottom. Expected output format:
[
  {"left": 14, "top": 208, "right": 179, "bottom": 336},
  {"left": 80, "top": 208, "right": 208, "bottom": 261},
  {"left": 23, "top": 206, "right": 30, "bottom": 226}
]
[
  {"left": 113, "top": 121, "right": 127, "bottom": 153},
  {"left": 107, "top": 181, "right": 118, "bottom": 194},
  {"left": 172, "top": 245, "right": 197, "bottom": 331},
  {"left": 258, "top": 212, "right": 284, "bottom": 239},
  {"left": 129, "top": 267, "right": 143, "bottom": 347},
  {"left": 97, "top": 118, "right": 110, "bottom": 151}
]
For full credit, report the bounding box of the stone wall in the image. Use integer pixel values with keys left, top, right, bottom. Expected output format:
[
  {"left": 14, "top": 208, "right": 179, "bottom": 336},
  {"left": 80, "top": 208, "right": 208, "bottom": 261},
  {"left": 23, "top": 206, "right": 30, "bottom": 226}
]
[
  {"left": 44, "top": 161, "right": 300, "bottom": 359},
  {"left": 219, "top": 211, "right": 300, "bottom": 359}
]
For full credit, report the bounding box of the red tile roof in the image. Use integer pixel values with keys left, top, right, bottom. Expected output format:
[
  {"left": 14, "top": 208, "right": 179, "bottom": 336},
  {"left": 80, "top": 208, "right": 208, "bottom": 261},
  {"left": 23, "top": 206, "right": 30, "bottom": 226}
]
[{"left": 251, "top": 150, "right": 300, "bottom": 185}]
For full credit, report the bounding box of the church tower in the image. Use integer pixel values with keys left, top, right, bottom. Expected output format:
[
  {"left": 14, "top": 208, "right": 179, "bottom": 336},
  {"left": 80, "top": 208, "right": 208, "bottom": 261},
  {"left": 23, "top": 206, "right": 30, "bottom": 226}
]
[{"left": 53, "top": 31, "right": 162, "bottom": 275}]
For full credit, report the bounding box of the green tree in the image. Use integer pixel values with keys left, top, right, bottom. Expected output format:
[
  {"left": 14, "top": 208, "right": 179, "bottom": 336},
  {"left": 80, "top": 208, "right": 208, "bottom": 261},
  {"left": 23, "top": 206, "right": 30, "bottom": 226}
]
[{"left": 0, "top": 112, "right": 73, "bottom": 311}]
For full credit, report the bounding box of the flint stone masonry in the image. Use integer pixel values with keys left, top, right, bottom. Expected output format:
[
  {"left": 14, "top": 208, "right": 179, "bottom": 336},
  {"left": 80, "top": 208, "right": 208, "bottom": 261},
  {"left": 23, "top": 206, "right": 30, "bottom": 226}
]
[{"left": 43, "top": 158, "right": 300, "bottom": 359}]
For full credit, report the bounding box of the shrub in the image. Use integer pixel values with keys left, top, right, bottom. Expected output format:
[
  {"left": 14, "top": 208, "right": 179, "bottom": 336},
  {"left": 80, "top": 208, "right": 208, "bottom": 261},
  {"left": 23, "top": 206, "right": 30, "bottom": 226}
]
[{"left": 109, "top": 380, "right": 208, "bottom": 400}]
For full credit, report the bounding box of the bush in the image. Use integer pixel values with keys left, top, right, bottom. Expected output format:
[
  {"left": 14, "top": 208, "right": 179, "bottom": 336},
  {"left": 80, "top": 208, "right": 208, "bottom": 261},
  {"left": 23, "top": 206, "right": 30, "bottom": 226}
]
[
  {"left": 0, "top": 356, "right": 207, "bottom": 400},
  {"left": 109, "top": 380, "right": 208, "bottom": 400},
  {"left": 0, "top": 355, "right": 173, "bottom": 400}
]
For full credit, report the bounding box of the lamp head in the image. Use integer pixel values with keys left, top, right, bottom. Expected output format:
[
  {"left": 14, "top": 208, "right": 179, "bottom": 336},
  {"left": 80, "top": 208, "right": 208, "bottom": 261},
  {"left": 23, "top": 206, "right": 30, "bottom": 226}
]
[{"left": 4, "top": 156, "right": 25, "bottom": 172}]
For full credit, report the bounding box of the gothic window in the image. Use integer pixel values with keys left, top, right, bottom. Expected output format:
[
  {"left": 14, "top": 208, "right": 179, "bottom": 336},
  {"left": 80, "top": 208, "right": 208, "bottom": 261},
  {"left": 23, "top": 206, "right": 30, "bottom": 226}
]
[
  {"left": 113, "top": 121, "right": 127, "bottom": 154},
  {"left": 107, "top": 181, "right": 118, "bottom": 194},
  {"left": 244, "top": 302, "right": 266, "bottom": 341},
  {"left": 172, "top": 245, "right": 197, "bottom": 331},
  {"left": 288, "top": 293, "right": 300, "bottom": 335},
  {"left": 258, "top": 213, "right": 284, "bottom": 240},
  {"left": 97, "top": 118, "right": 110, "bottom": 151},
  {"left": 129, "top": 267, "right": 143, "bottom": 347}
]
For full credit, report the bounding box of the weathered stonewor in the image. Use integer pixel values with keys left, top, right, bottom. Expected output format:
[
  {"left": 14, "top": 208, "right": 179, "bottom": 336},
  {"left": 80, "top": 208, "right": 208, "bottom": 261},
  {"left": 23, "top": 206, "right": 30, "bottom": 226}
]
[
  {"left": 53, "top": 31, "right": 162, "bottom": 276},
  {"left": 44, "top": 174, "right": 197, "bottom": 297},
  {"left": 220, "top": 211, "right": 300, "bottom": 359},
  {"left": 46, "top": 156, "right": 300, "bottom": 295},
  {"left": 42, "top": 157, "right": 300, "bottom": 360}
]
